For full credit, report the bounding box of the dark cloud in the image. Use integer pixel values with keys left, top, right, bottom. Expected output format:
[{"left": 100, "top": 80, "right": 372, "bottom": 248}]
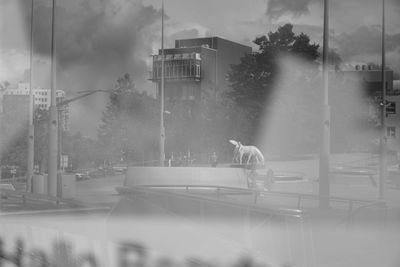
[
  {"left": 28, "top": 0, "right": 159, "bottom": 83},
  {"left": 7, "top": 0, "right": 162, "bottom": 136},
  {"left": 335, "top": 26, "right": 400, "bottom": 58},
  {"left": 2, "top": 0, "right": 161, "bottom": 89},
  {"left": 333, "top": 26, "right": 400, "bottom": 76},
  {"left": 266, "top": 0, "right": 321, "bottom": 19}
]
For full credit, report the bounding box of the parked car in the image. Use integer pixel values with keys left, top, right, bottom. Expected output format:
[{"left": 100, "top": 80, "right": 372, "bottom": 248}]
[
  {"left": 112, "top": 166, "right": 127, "bottom": 174},
  {"left": 87, "top": 169, "right": 106, "bottom": 179},
  {"left": 75, "top": 171, "right": 90, "bottom": 180}
]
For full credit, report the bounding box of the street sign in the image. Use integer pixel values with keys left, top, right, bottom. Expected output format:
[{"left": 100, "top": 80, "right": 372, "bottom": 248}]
[{"left": 60, "top": 155, "right": 68, "bottom": 171}]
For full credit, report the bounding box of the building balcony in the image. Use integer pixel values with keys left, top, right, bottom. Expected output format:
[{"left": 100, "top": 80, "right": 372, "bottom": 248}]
[
  {"left": 149, "top": 71, "right": 201, "bottom": 82},
  {"left": 149, "top": 53, "right": 201, "bottom": 82}
]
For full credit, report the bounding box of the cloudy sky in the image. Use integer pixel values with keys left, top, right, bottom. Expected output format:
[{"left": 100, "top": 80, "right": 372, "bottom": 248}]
[{"left": 1, "top": 0, "right": 399, "bottom": 137}]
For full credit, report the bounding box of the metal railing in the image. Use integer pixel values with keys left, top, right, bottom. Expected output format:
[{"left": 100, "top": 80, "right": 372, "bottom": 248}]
[
  {"left": 0, "top": 188, "right": 84, "bottom": 209},
  {"left": 117, "top": 184, "right": 387, "bottom": 218},
  {"left": 338, "top": 199, "right": 388, "bottom": 227},
  {"left": 116, "top": 185, "right": 304, "bottom": 218}
]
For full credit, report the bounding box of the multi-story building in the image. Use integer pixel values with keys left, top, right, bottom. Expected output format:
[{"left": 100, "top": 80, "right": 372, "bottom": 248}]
[
  {"left": 386, "top": 81, "right": 400, "bottom": 152},
  {"left": 149, "top": 37, "right": 252, "bottom": 103},
  {"left": 342, "top": 65, "right": 399, "bottom": 152},
  {"left": 3, "top": 83, "right": 69, "bottom": 131},
  {"left": 149, "top": 37, "right": 252, "bottom": 158},
  {"left": 5, "top": 83, "right": 65, "bottom": 109}
]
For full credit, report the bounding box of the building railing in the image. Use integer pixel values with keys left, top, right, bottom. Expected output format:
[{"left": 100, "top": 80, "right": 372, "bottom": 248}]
[
  {"left": 148, "top": 70, "right": 201, "bottom": 81},
  {"left": 149, "top": 53, "right": 201, "bottom": 81}
]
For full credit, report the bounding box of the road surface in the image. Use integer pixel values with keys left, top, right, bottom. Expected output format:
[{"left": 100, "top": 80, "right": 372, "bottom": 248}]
[{"left": 1, "top": 154, "right": 400, "bottom": 267}]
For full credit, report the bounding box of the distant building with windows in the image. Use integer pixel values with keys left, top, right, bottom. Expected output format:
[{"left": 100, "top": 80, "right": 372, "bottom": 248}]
[
  {"left": 342, "top": 65, "right": 399, "bottom": 152},
  {"left": 386, "top": 80, "right": 400, "bottom": 151},
  {"left": 5, "top": 83, "right": 65, "bottom": 110},
  {"left": 149, "top": 37, "right": 252, "bottom": 104},
  {"left": 3, "top": 83, "right": 69, "bottom": 131}
]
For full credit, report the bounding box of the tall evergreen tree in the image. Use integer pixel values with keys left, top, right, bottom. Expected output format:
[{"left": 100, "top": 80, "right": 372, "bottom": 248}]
[
  {"left": 98, "top": 74, "right": 159, "bottom": 165},
  {"left": 226, "top": 24, "right": 321, "bottom": 154}
]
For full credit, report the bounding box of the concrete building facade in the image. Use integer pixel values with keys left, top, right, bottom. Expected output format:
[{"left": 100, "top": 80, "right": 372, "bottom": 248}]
[
  {"left": 342, "top": 65, "right": 399, "bottom": 152},
  {"left": 386, "top": 83, "right": 400, "bottom": 152},
  {"left": 150, "top": 37, "right": 252, "bottom": 103},
  {"left": 3, "top": 83, "right": 69, "bottom": 131}
]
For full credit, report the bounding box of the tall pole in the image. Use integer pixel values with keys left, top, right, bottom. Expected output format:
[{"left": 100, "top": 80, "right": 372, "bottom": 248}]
[
  {"left": 379, "top": 0, "right": 387, "bottom": 199},
  {"left": 159, "top": 0, "right": 165, "bottom": 166},
  {"left": 48, "top": 0, "right": 58, "bottom": 196},
  {"left": 27, "top": 0, "right": 35, "bottom": 192},
  {"left": 319, "top": 0, "right": 330, "bottom": 208}
]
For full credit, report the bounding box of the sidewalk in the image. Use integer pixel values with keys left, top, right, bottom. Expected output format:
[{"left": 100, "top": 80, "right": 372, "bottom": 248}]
[{"left": 0, "top": 188, "right": 97, "bottom": 215}]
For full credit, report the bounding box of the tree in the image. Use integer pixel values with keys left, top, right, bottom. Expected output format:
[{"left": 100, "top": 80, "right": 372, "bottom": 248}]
[
  {"left": 226, "top": 24, "right": 322, "bottom": 154},
  {"left": 0, "top": 127, "right": 27, "bottom": 168},
  {"left": 61, "top": 132, "right": 99, "bottom": 170},
  {"left": 0, "top": 81, "right": 10, "bottom": 92},
  {"left": 329, "top": 70, "right": 381, "bottom": 153},
  {"left": 33, "top": 108, "right": 49, "bottom": 172},
  {"left": 0, "top": 108, "right": 48, "bottom": 172},
  {"left": 98, "top": 74, "right": 159, "bottom": 165}
]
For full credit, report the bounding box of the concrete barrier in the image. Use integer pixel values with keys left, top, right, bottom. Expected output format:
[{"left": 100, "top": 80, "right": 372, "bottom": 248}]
[
  {"left": 330, "top": 173, "right": 377, "bottom": 187},
  {"left": 124, "top": 167, "right": 250, "bottom": 188},
  {"left": 58, "top": 174, "right": 76, "bottom": 198},
  {"left": 32, "top": 174, "right": 48, "bottom": 194},
  {"left": 388, "top": 170, "right": 400, "bottom": 188}
]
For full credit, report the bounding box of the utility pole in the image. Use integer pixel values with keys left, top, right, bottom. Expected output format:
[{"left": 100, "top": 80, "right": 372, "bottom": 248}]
[
  {"left": 55, "top": 90, "right": 110, "bottom": 173},
  {"left": 159, "top": 0, "right": 165, "bottom": 166},
  {"left": 27, "top": 0, "right": 35, "bottom": 192},
  {"left": 48, "top": 0, "right": 58, "bottom": 197},
  {"left": 319, "top": 0, "right": 331, "bottom": 209},
  {"left": 379, "top": 0, "right": 387, "bottom": 199}
]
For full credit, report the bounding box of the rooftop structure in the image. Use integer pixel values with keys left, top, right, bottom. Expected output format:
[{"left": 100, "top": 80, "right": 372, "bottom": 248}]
[{"left": 149, "top": 37, "right": 252, "bottom": 103}]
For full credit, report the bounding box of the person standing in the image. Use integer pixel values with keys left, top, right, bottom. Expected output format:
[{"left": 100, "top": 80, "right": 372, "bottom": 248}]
[{"left": 210, "top": 152, "right": 218, "bottom": 167}]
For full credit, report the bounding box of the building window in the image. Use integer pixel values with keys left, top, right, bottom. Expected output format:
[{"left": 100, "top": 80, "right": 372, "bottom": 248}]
[
  {"left": 172, "top": 62, "right": 177, "bottom": 78},
  {"left": 387, "top": 127, "right": 396, "bottom": 138},
  {"left": 157, "top": 66, "right": 161, "bottom": 79},
  {"left": 183, "top": 61, "right": 188, "bottom": 77},
  {"left": 386, "top": 102, "right": 396, "bottom": 116},
  {"left": 167, "top": 65, "right": 171, "bottom": 77},
  {"left": 191, "top": 64, "right": 195, "bottom": 76}
]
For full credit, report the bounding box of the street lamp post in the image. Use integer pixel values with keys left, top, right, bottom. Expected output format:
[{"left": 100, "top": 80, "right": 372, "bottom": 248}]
[
  {"left": 27, "top": 0, "right": 35, "bottom": 192},
  {"left": 159, "top": 0, "right": 165, "bottom": 166},
  {"left": 379, "top": 0, "right": 387, "bottom": 199},
  {"left": 48, "top": 0, "right": 58, "bottom": 197},
  {"left": 319, "top": 0, "right": 331, "bottom": 209}
]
